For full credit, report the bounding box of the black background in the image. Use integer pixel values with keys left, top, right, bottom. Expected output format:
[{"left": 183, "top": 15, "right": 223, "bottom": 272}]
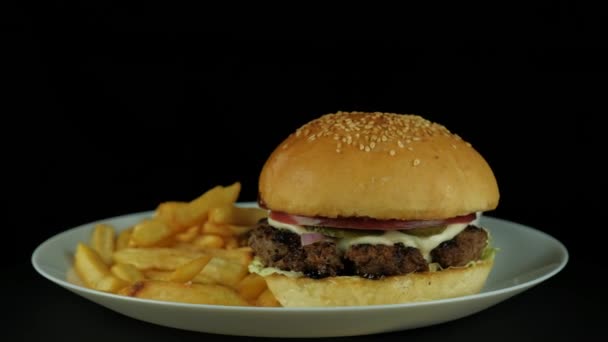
[{"left": 9, "top": 2, "right": 606, "bottom": 341}]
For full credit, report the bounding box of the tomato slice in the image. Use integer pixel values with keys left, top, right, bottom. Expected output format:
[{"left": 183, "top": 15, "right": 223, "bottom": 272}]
[{"left": 269, "top": 211, "right": 476, "bottom": 230}]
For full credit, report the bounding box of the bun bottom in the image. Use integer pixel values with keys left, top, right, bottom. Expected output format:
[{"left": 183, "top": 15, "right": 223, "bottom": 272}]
[{"left": 264, "top": 259, "right": 494, "bottom": 307}]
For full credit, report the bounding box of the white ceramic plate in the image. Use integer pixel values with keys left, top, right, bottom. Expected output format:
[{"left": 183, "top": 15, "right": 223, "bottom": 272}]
[{"left": 32, "top": 204, "right": 568, "bottom": 337}]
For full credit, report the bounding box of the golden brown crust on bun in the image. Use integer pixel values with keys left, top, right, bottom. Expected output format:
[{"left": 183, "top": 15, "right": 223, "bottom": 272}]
[
  {"left": 264, "top": 259, "right": 494, "bottom": 307},
  {"left": 259, "top": 111, "right": 499, "bottom": 220}
]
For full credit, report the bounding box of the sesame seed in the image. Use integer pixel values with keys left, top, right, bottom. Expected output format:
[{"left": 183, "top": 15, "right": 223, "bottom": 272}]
[
  {"left": 413, "top": 159, "right": 420, "bottom": 166},
  {"left": 389, "top": 149, "right": 396, "bottom": 156},
  {"left": 290, "top": 111, "right": 472, "bottom": 153}
]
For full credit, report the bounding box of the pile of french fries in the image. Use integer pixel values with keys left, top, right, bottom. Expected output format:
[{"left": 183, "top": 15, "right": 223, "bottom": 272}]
[{"left": 72, "top": 182, "right": 280, "bottom": 307}]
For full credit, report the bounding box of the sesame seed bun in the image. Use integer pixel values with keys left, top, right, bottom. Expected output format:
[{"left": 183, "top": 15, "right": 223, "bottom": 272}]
[
  {"left": 259, "top": 111, "right": 499, "bottom": 220},
  {"left": 264, "top": 258, "right": 494, "bottom": 307}
]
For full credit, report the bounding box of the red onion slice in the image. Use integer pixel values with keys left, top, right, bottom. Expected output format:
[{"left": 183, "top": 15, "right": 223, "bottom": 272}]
[
  {"left": 271, "top": 211, "right": 475, "bottom": 231},
  {"left": 300, "top": 233, "right": 325, "bottom": 246}
]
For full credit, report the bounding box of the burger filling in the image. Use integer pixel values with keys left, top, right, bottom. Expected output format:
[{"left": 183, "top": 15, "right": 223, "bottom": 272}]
[{"left": 248, "top": 216, "right": 489, "bottom": 279}]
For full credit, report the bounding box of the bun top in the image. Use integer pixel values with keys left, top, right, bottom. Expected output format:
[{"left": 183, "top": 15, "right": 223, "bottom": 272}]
[{"left": 259, "top": 111, "right": 499, "bottom": 220}]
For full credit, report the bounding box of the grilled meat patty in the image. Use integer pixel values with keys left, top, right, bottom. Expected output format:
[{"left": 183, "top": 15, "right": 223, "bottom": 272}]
[
  {"left": 344, "top": 244, "right": 428, "bottom": 278},
  {"left": 430, "top": 225, "right": 489, "bottom": 268},
  {"left": 248, "top": 225, "right": 344, "bottom": 278},
  {"left": 248, "top": 219, "right": 488, "bottom": 279}
]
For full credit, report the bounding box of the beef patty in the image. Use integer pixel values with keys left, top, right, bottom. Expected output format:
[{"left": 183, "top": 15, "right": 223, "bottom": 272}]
[
  {"left": 344, "top": 244, "right": 428, "bottom": 278},
  {"left": 247, "top": 225, "right": 344, "bottom": 278},
  {"left": 430, "top": 225, "right": 489, "bottom": 268},
  {"left": 248, "top": 219, "right": 488, "bottom": 279}
]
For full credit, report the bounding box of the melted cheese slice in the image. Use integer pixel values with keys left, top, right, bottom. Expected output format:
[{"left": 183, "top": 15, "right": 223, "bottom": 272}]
[{"left": 337, "top": 223, "right": 467, "bottom": 261}]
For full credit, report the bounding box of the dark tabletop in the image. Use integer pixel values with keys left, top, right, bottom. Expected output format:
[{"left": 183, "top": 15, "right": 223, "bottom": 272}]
[{"left": 11, "top": 3, "right": 605, "bottom": 341}]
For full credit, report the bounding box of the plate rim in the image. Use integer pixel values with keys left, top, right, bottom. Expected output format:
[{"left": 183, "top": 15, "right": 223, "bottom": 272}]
[{"left": 31, "top": 204, "right": 569, "bottom": 312}]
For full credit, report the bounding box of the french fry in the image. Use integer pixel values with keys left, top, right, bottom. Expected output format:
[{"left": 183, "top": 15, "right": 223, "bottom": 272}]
[
  {"left": 155, "top": 201, "right": 188, "bottom": 228},
  {"left": 224, "top": 236, "right": 239, "bottom": 249},
  {"left": 203, "top": 248, "right": 253, "bottom": 265},
  {"left": 144, "top": 270, "right": 217, "bottom": 285},
  {"left": 74, "top": 243, "right": 127, "bottom": 293},
  {"left": 167, "top": 256, "right": 213, "bottom": 283},
  {"left": 174, "top": 182, "right": 241, "bottom": 228},
  {"left": 120, "top": 280, "right": 249, "bottom": 306},
  {"left": 130, "top": 219, "right": 173, "bottom": 247},
  {"left": 175, "top": 226, "right": 200, "bottom": 242},
  {"left": 201, "top": 222, "right": 253, "bottom": 239},
  {"left": 90, "top": 224, "right": 115, "bottom": 265},
  {"left": 200, "top": 257, "right": 249, "bottom": 288},
  {"left": 170, "top": 246, "right": 253, "bottom": 265},
  {"left": 113, "top": 248, "right": 204, "bottom": 270},
  {"left": 236, "top": 246, "right": 254, "bottom": 254},
  {"left": 236, "top": 273, "right": 267, "bottom": 301},
  {"left": 111, "top": 263, "right": 144, "bottom": 283},
  {"left": 143, "top": 269, "right": 170, "bottom": 281},
  {"left": 74, "top": 243, "right": 107, "bottom": 286},
  {"left": 201, "top": 222, "right": 232, "bottom": 237},
  {"left": 95, "top": 276, "right": 129, "bottom": 293},
  {"left": 193, "top": 235, "right": 225, "bottom": 249},
  {"left": 171, "top": 242, "right": 201, "bottom": 252},
  {"left": 256, "top": 289, "right": 281, "bottom": 307},
  {"left": 190, "top": 274, "right": 217, "bottom": 285},
  {"left": 116, "top": 227, "right": 133, "bottom": 251},
  {"left": 227, "top": 224, "right": 254, "bottom": 236},
  {"left": 73, "top": 182, "right": 269, "bottom": 307},
  {"left": 209, "top": 206, "right": 267, "bottom": 226}
]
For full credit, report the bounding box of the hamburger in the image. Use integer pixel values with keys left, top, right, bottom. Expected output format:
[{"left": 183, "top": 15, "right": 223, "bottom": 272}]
[{"left": 248, "top": 111, "right": 499, "bottom": 307}]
